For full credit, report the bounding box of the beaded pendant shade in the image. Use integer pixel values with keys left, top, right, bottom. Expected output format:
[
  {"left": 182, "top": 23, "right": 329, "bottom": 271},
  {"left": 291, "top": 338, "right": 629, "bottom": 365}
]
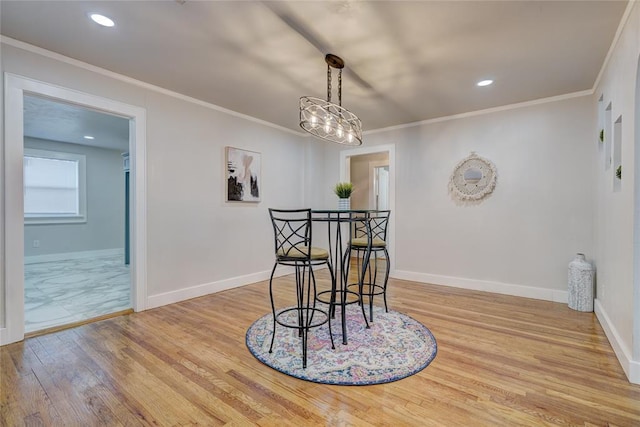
[{"left": 299, "top": 54, "right": 363, "bottom": 146}]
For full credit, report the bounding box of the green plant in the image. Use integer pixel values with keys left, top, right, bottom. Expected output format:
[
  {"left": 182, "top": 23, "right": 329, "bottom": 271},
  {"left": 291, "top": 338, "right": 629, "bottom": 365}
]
[
  {"left": 599, "top": 129, "right": 604, "bottom": 142},
  {"left": 616, "top": 165, "right": 622, "bottom": 180},
  {"left": 334, "top": 182, "right": 354, "bottom": 198}
]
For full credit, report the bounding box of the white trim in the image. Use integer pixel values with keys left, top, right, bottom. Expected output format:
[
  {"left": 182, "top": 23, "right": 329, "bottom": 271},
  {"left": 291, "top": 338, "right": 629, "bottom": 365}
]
[
  {"left": 3, "top": 75, "right": 25, "bottom": 345},
  {"left": 24, "top": 248, "right": 124, "bottom": 265},
  {"left": 2, "top": 73, "right": 148, "bottom": 345},
  {"left": 0, "top": 36, "right": 305, "bottom": 138},
  {"left": 340, "top": 144, "right": 396, "bottom": 275},
  {"left": 595, "top": 299, "right": 640, "bottom": 384},
  {"left": 129, "top": 108, "right": 148, "bottom": 313},
  {"left": 363, "top": 90, "right": 593, "bottom": 136},
  {"left": 393, "top": 270, "right": 569, "bottom": 304},
  {"left": 592, "top": 1, "right": 637, "bottom": 92},
  {"left": 146, "top": 267, "right": 294, "bottom": 309}
]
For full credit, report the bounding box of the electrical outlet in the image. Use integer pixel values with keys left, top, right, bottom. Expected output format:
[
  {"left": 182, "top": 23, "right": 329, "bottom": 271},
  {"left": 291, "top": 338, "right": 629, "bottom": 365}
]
[{"left": 33, "top": 240, "right": 40, "bottom": 248}]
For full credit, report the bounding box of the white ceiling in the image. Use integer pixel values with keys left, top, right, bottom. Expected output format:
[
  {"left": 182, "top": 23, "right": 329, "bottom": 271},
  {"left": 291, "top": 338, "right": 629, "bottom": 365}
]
[{"left": 1, "top": 0, "right": 629, "bottom": 137}]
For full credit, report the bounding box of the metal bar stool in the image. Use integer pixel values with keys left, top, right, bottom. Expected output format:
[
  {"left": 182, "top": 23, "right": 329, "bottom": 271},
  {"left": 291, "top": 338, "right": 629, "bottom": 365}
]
[
  {"left": 347, "top": 210, "right": 391, "bottom": 322},
  {"left": 312, "top": 210, "right": 370, "bottom": 345},
  {"left": 267, "top": 208, "right": 335, "bottom": 368}
]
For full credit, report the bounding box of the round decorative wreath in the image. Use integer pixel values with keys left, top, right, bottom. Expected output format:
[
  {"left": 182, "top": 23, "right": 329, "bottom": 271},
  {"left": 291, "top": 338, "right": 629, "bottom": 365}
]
[{"left": 448, "top": 152, "right": 497, "bottom": 201}]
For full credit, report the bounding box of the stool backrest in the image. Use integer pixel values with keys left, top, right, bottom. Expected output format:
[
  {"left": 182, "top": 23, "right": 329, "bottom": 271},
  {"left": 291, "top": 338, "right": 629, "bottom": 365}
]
[
  {"left": 353, "top": 210, "right": 391, "bottom": 242},
  {"left": 268, "top": 208, "right": 313, "bottom": 260}
]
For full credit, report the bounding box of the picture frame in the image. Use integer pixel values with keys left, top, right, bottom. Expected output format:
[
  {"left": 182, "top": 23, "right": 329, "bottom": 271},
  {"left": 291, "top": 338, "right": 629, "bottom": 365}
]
[{"left": 225, "top": 147, "right": 261, "bottom": 202}]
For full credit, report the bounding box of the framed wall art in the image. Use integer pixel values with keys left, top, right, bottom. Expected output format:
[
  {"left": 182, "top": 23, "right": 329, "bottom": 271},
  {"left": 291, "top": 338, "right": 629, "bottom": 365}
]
[{"left": 226, "top": 147, "right": 261, "bottom": 202}]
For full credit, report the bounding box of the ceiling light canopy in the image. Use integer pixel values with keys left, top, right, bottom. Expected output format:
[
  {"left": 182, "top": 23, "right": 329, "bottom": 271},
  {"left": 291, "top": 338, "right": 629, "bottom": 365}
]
[
  {"left": 90, "top": 13, "right": 115, "bottom": 27},
  {"left": 300, "top": 54, "right": 362, "bottom": 146},
  {"left": 477, "top": 79, "right": 494, "bottom": 87}
]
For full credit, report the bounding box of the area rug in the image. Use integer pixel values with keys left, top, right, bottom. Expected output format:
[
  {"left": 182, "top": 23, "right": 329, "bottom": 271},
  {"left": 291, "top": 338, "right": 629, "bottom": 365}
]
[{"left": 245, "top": 305, "right": 437, "bottom": 385}]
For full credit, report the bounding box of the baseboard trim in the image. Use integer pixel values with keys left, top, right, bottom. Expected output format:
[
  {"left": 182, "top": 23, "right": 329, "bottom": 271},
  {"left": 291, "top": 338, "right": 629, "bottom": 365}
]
[
  {"left": 594, "top": 299, "right": 640, "bottom": 384},
  {"left": 392, "top": 270, "right": 568, "bottom": 303},
  {"left": 146, "top": 267, "right": 293, "bottom": 310},
  {"left": 25, "top": 248, "right": 125, "bottom": 264}
]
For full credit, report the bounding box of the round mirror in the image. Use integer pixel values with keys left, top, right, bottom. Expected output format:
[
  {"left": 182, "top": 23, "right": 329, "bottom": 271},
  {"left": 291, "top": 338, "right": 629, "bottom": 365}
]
[
  {"left": 449, "top": 152, "right": 497, "bottom": 201},
  {"left": 463, "top": 168, "right": 483, "bottom": 184}
]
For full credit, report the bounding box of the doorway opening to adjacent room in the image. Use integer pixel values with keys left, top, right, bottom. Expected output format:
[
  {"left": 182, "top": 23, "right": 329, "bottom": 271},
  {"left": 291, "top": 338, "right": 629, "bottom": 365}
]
[
  {"left": 340, "top": 144, "right": 396, "bottom": 274},
  {"left": 2, "top": 75, "right": 147, "bottom": 345},
  {"left": 22, "top": 95, "right": 132, "bottom": 335}
]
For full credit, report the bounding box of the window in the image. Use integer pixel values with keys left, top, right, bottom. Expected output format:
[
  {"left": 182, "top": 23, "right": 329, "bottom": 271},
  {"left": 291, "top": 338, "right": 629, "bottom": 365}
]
[{"left": 24, "top": 148, "right": 86, "bottom": 224}]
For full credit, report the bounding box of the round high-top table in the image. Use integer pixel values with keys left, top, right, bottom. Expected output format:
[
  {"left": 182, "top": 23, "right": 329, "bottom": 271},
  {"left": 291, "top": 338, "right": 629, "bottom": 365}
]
[{"left": 311, "top": 209, "right": 373, "bottom": 344}]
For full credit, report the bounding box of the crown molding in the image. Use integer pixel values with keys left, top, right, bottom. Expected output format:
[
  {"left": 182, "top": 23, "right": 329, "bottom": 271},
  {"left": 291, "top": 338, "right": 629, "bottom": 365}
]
[
  {"left": 364, "top": 90, "right": 593, "bottom": 136},
  {"left": 1, "top": 36, "right": 306, "bottom": 137}
]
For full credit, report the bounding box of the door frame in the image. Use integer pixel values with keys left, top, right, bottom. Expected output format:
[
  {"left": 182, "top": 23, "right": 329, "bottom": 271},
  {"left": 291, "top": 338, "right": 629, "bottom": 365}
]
[
  {"left": 369, "top": 161, "right": 390, "bottom": 210},
  {"left": 1, "top": 73, "right": 147, "bottom": 345},
  {"left": 339, "top": 144, "right": 396, "bottom": 274}
]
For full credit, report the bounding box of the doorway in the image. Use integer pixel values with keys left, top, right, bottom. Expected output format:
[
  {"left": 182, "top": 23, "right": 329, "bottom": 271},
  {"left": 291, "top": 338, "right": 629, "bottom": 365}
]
[
  {"left": 23, "top": 95, "right": 131, "bottom": 334},
  {"left": 348, "top": 152, "right": 390, "bottom": 210},
  {"left": 340, "top": 144, "right": 396, "bottom": 274},
  {"left": 1, "top": 74, "right": 147, "bottom": 345}
]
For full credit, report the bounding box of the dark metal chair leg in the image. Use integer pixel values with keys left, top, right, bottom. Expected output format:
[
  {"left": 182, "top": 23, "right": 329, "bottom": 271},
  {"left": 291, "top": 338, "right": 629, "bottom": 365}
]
[
  {"left": 268, "top": 263, "right": 278, "bottom": 354},
  {"left": 313, "top": 264, "right": 335, "bottom": 350},
  {"left": 358, "top": 246, "right": 371, "bottom": 329},
  {"left": 383, "top": 248, "right": 391, "bottom": 312}
]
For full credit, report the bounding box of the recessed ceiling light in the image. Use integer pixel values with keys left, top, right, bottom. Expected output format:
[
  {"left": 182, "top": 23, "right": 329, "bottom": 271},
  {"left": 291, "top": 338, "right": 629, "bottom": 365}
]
[
  {"left": 90, "top": 13, "right": 115, "bottom": 27},
  {"left": 83, "top": 135, "right": 95, "bottom": 140},
  {"left": 477, "top": 79, "right": 494, "bottom": 87}
]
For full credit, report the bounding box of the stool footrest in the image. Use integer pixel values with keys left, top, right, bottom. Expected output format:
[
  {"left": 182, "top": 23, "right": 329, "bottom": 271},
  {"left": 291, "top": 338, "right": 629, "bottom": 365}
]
[
  {"left": 347, "top": 282, "right": 386, "bottom": 297},
  {"left": 274, "top": 307, "right": 329, "bottom": 330},
  {"left": 316, "top": 289, "right": 361, "bottom": 306}
]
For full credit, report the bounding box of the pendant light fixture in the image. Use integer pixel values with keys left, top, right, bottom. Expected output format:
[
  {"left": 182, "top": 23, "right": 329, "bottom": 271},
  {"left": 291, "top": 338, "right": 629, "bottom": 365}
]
[{"left": 299, "top": 54, "right": 363, "bottom": 146}]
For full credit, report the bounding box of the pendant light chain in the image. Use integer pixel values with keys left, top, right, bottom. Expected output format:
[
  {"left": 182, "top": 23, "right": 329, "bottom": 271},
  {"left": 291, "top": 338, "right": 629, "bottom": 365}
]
[
  {"left": 327, "top": 63, "right": 332, "bottom": 103},
  {"left": 338, "top": 68, "right": 342, "bottom": 107}
]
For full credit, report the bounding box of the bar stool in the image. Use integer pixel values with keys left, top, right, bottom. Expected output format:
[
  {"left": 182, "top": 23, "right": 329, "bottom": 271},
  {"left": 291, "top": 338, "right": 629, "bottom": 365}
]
[
  {"left": 267, "top": 208, "right": 335, "bottom": 368},
  {"left": 347, "top": 210, "right": 391, "bottom": 322},
  {"left": 313, "top": 210, "right": 370, "bottom": 345}
]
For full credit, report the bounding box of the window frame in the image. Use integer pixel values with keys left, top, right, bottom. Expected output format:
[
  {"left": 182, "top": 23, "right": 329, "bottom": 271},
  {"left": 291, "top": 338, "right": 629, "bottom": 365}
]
[{"left": 23, "top": 148, "right": 87, "bottom": 225}]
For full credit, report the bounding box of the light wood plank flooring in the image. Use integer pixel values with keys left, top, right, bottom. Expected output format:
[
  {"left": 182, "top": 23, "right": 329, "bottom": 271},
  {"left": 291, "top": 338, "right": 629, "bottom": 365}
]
[{"left": 2, "top": 271, "right": 640, "bottom": 426}]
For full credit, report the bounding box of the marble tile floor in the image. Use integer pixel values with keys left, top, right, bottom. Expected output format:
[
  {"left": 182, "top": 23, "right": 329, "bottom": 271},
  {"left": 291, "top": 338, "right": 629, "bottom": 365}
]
[{"left": 24, "top": 254, "right": 131, "bottom": 333}]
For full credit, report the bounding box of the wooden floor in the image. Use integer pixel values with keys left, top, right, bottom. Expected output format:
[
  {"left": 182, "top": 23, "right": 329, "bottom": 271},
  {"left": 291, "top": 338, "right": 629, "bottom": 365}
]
[{"left": 3, "top": 270, "right": 640, "bottom": 426}]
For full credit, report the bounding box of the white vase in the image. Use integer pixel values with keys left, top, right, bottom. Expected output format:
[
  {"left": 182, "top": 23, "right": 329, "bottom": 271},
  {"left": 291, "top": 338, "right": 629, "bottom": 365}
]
[
  {"left": 568, "top": 253, "right": 595, "bottom": 312},
  {"left": 338, "top": 198, "right": 350, "bottom": 210}
]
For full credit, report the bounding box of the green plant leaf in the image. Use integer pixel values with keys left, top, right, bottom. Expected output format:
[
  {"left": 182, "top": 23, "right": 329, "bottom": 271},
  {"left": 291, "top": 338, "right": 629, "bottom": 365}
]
[{"left": 334, "top": 182, "right": 354, "bottom": 198}]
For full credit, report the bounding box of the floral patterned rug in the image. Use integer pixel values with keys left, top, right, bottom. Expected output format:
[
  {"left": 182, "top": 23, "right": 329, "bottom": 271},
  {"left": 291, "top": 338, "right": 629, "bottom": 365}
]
[{"left": 245, "top": 305, "right": 437, "bottom": 385}]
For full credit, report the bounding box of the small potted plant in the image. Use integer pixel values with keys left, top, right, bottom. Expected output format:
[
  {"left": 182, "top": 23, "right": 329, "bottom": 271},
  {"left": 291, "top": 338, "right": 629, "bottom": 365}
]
[
  {"left": 599, "top": 129, "right": 604, "bottom": 143},
  {"left": 616, "top": 165, "right": 622, "bottom": 180},
  {"left": 334, "top": 182, "right": 354, "bottom": 210}
]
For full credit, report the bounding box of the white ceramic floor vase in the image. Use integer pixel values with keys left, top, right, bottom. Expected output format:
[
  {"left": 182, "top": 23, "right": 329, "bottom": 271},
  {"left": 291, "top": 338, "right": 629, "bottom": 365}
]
[
  {"left": 568, "top": 253, "right": 595, "bottom": 312},
  {"left": 338, "top": 198, "right": 350, "bottom": 210}
]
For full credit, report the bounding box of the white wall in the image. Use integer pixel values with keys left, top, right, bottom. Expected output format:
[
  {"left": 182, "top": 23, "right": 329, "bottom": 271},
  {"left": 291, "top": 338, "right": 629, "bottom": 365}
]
[
  {"left": 592, "top": 2, "right": 640, "bottom": 382},
  {"left": 143, "top": 90, "right": 307, "bottom": 297},
  {"left": 23, "top": 137, "right": 125, "bottom": 257},
  {"left": 1, "top": 42, "right": 309, "bottom": 321},
  {"left": 322, "top": 95, "right": 595, "bottom": 301}
]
